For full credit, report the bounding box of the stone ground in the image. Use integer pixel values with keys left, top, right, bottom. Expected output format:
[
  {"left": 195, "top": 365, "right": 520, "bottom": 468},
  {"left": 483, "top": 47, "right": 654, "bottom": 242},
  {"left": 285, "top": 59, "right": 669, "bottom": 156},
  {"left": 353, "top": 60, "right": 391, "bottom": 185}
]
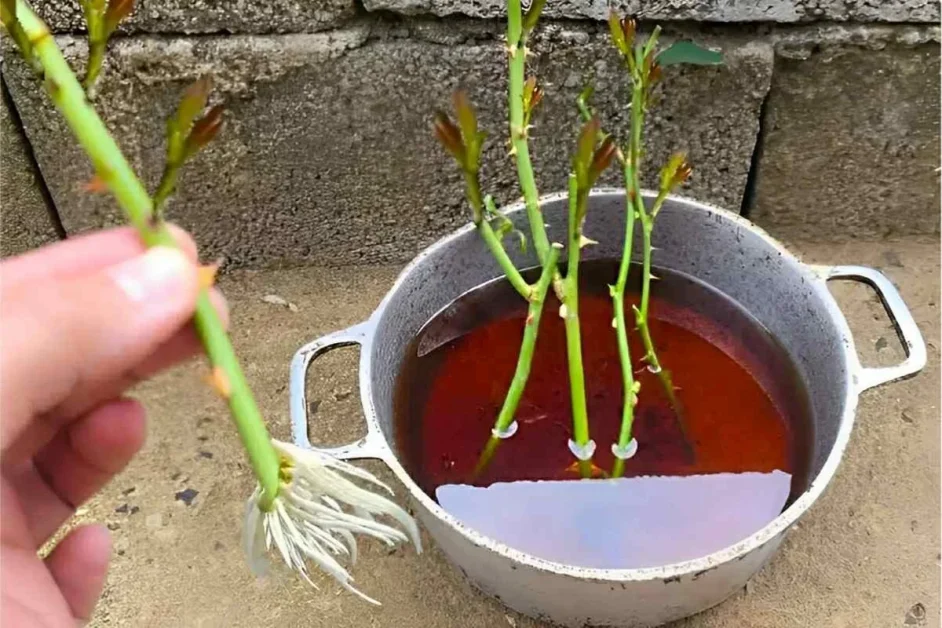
[{"left": 59, "top": 238, "right": 937, "bottom": 628}]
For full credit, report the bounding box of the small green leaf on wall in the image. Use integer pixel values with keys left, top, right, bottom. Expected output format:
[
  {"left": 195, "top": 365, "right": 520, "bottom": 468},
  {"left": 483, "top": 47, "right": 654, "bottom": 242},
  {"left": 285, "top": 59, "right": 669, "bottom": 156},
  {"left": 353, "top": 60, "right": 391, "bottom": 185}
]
[{"left": 656, "top": 41, "right": 723, "bottom": 66}]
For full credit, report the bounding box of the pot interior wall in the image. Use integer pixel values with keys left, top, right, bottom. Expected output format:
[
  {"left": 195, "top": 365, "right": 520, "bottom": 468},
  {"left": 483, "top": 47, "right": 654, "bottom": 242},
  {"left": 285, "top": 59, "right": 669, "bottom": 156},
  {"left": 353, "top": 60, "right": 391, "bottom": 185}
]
[{"left": 370, "top": 192, "right": 848, "bottom": 495}]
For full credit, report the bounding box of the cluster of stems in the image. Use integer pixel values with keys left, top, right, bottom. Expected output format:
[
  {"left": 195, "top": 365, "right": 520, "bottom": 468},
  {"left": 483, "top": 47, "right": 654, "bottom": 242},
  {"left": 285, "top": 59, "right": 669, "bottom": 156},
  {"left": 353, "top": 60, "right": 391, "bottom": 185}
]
[
  {"left": 437, "top": 8, "right": 719, "bottom": 479},
  {"left": 2, "top": 0, "right": 283, "bottom": 508},
  {"left": 504, "top": 0, "right": 602, "bottom": 476},
  {"left": 436, "top": 0, "right": 621, "bottom": 478}
]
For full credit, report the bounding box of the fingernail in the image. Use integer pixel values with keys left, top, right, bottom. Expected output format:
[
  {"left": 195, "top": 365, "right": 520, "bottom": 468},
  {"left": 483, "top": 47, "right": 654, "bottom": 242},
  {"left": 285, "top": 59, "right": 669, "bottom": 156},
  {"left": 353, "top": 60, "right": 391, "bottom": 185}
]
[{"left": 110, "top": 246, "right": 193, "bottom": 302}]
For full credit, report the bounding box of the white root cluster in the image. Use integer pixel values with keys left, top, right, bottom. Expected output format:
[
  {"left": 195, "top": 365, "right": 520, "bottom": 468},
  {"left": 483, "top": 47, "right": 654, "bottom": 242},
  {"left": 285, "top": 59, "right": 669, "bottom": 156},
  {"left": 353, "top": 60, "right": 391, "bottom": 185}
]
[{"left": 242, "top": 440, "right": 422, "bottom": 605}]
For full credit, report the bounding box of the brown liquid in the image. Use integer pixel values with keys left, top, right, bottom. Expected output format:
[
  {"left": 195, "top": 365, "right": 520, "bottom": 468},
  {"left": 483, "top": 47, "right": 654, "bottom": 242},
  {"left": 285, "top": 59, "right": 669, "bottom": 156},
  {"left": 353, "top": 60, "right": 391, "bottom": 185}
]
[{"left": 394, "top": 260, "right": 813, "bottom": 510}]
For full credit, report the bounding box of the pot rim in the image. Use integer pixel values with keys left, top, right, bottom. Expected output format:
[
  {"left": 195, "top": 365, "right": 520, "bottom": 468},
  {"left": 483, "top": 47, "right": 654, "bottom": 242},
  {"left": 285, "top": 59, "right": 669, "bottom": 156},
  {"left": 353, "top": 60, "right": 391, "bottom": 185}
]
[{"left": 329, "top": 189, "right": 867, "bottom": 581}]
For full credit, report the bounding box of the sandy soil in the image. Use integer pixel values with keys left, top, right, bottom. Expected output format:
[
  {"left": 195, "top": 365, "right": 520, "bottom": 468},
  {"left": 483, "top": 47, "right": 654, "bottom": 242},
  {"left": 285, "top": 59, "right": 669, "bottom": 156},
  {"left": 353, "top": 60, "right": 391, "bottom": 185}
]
[{"left": 65, "top": 239, "right": 938, "bottom": 628}]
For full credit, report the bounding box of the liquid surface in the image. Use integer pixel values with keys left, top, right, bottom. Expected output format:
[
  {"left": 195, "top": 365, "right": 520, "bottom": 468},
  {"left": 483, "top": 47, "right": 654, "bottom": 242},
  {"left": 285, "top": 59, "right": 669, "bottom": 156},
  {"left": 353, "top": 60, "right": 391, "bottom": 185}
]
[{"left": 393, "top": 260, "right": 814, "bottom": 565}]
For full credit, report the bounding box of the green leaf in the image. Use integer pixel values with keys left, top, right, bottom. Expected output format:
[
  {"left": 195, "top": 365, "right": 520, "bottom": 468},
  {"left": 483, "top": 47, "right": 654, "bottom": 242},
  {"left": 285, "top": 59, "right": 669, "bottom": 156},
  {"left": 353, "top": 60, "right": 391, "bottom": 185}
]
[
  {"left": 521, "top": 0, "right": 547, "bottom": 34},
  {"left": 607, "top": 12, "right": 627, "bottom": 55},
  {"left": 104, "top": 0, "right": 134, "bottom": 37},
  {"left": 573, "top": 118, "right": 599, "bottom": 186},
  {"left": 656, "top": 41, "right": 722, "bottom": 67},
  {"left": 515, "top": 229, "right": 527, "bottom": 253},
  {"left": 1, "top": 0, "right": 16, "bottom": 27},
  {"left": 453, "top": 90, "right": 478, "bottom": 145}
]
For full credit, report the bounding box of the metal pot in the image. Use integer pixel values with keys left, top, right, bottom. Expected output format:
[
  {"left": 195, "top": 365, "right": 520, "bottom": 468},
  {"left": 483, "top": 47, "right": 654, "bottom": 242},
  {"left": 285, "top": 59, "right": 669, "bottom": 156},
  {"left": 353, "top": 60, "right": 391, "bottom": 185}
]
[{"left": 288, "top": 190, "right": 926, "bottom": 627}]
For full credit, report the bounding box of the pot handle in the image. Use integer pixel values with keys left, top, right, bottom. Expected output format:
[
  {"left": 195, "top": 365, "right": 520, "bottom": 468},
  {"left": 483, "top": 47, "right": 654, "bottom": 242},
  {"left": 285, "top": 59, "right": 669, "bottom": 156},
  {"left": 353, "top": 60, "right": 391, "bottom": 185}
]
[
  {"left": 818, "top": 265, "right": 927, "bottom": 391},
  {"left": 288, "top": 322, "right": 387, "bottom": 461}
]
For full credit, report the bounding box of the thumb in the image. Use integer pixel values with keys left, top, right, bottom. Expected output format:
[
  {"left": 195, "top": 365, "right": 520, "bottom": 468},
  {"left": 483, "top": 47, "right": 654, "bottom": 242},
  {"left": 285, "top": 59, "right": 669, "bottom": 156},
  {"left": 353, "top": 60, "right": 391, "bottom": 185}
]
[{"left": 1, "top": 246, "right": 200, "bottom": 455}]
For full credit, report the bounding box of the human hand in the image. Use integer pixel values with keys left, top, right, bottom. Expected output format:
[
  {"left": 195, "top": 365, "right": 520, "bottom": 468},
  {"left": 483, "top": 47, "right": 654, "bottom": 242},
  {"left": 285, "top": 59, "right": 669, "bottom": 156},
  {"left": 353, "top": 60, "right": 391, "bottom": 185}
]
[{"left": 0, "top": 226, "right": 227, "bottom": 626}]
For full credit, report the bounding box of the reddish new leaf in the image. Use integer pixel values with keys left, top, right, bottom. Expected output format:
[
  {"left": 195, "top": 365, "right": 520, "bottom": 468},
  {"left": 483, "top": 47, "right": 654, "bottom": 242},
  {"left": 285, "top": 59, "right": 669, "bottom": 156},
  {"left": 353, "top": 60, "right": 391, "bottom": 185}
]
[
  {"left": 588, "top": 136, "right": 617, "bottom": 185},
  {"left": 433, "top": 111, "right": 466, "bottom": 165},
  {"left": 184, "top": 104, "right": 225, "bottom": 158},
  {"left": 104, "top": 0, "right": 133, "bottom": 35}
]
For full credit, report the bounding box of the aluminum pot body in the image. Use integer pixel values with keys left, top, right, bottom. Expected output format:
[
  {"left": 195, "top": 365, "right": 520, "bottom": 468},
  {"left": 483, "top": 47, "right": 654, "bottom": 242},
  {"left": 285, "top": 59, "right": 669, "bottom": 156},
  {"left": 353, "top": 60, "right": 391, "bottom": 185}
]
[{"left": 290, "top": 191, "right": 925, "bottom": 627}]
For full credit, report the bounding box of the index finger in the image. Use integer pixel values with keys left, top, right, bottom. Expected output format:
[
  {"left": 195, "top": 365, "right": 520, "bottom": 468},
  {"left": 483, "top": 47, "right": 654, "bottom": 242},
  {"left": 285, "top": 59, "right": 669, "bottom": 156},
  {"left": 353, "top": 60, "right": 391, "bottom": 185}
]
[{"left": 0, "top": 224, "right": 198, "bottom": 290}]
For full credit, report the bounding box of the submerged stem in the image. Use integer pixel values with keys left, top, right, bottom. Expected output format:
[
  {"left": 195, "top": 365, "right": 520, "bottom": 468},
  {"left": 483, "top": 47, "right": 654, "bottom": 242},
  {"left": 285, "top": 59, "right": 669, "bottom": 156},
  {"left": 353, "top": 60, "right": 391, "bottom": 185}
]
[
  {"left": 621, "top": 52, "right": 692, "bottom": 461},
  {"left": 474, "top": 244, "right": 561, "bottom": 476},
  {"left": 14, "top": 2, "right": 281, "bottom": 509},
  {"left": 579, "top": 95, "right": 636, "bottom": 476},
  {"left": 636, "top": 197, "right": 683, "bottom": 416},
  {"left": 564, "top": 175, "right": 592, "bottom": 478},
  {"left": 636, "top": 202, "right": 689, "bottom": 453},
  {"left": 507, "top": 0, "right": 596, "bottom": 477},
  {"left": 611, "top": 164, "right": 638, "bottom": 478}
]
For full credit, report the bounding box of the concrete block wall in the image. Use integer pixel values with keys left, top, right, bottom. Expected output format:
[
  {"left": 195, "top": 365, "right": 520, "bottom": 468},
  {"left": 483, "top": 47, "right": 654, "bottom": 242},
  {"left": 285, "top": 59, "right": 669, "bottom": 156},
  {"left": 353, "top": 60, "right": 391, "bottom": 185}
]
[
  {"left": 1, "top": 1, "right": 938, "bottom": 267},
  {"left": 0, "top": 83, "right": 60, "bottom": 257}
]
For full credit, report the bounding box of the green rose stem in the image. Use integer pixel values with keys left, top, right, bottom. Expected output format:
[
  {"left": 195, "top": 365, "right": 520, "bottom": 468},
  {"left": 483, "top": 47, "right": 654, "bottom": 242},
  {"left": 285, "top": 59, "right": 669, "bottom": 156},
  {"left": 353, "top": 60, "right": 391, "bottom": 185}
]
[
  {"left": 565, "top": 119, "right": 617, "bottom": 477},
  {"left": 7, "top": 2, "right": 420, "bottom": 603},
  {"left": 562, "top": 174, "right": 594, "bottom": 477},
  {"left": 506, "top": 0, "right": 550, "bottom": 264},
  {"left": 624, "top": 28, "right": 682, "bottom": 417},
  {"left": 474, "top": 242, "right": 561, "bottom": 475},
  {"left": 507, "top": 0, "right": 599, "bottom": 476},
  {"left": 576, "top": 89, "right": 640, "bottom": 479},
  {"left": 610, "top": 165, "right": 640, "bottom": 478},
  {"left": 10, "top": 3, "right": 281, "bottom": 508},
  {"left": 434, "top": 97, "right": 561, "bottom": 476},
  {"left": 609, "top": 20, "right": 692, "bottom": 451}
]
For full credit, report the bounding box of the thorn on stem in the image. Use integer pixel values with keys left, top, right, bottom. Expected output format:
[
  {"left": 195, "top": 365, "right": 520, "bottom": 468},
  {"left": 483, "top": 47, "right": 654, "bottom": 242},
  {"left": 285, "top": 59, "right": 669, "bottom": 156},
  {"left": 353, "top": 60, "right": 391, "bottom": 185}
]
[
  {"left": 205, "top": 367, "right": 231, "bottom": 399},
  {"left": 82, "top": 174, "right": 109, "bottom": 193},
  {"left": 579, "top": 234, "right": 598, "bottom": 249},
  {"left": 45, "top": 76, "right": 62, "bottom": 98},
  {"left": 198, "top": 261, "right": 220, "bottom": 290}
]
